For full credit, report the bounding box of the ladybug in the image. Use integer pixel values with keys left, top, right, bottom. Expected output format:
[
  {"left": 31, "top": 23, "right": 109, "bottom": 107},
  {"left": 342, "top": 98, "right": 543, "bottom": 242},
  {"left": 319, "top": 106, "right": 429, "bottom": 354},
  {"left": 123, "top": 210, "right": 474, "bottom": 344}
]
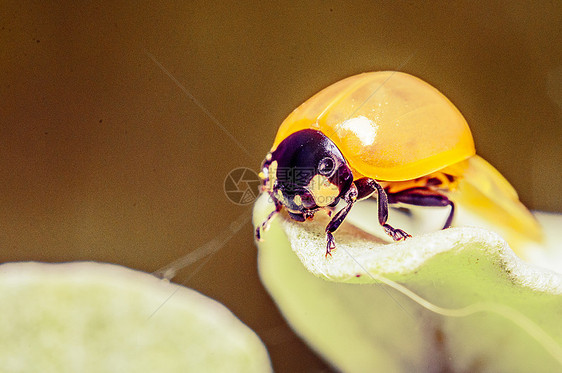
[{"left": 256, "top": 71, "right": 542, "bottom": 256}]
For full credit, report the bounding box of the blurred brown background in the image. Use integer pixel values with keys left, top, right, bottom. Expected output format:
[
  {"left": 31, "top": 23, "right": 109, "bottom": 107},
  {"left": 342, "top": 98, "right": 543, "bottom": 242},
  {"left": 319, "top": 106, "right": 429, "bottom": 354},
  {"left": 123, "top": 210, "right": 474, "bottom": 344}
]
[{"left": 1, "top": 2, "right": 561, "bottom": 371}]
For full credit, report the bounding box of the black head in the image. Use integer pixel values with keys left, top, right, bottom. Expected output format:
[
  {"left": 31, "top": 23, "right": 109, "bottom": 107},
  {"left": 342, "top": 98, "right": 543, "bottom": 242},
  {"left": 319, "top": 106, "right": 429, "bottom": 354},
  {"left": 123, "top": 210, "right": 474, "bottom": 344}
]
[{"left": 260, "top": 129, "right": 354, "bottom": 217}]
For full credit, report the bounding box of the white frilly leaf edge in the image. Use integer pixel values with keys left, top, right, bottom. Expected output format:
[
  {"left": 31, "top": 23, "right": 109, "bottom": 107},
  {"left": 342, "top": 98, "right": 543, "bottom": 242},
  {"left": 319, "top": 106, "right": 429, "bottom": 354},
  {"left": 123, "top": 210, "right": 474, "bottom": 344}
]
[{"left": 254, "top": 194, "right": 562, "bottom": 372}]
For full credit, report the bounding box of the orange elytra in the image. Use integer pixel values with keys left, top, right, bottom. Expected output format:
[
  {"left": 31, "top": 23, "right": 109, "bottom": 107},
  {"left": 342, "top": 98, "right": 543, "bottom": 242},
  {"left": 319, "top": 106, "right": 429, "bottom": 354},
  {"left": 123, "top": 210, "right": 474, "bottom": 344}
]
[{"left": 257, "top": 71, "right": 542, "bottom": 257}]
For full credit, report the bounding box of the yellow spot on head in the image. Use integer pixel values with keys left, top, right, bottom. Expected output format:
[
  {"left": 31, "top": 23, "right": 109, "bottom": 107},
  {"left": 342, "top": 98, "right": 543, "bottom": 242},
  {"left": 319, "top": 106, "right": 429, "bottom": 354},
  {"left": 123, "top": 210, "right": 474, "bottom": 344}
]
[
  {"left": 294, "top": 194, "right": 302, "bottom": 206},
  {"left": 268, "top": 161, "right": 278, "bottom": 192},
  {"left": 307, "top": 175, "right": 340, "bottom": 207}
]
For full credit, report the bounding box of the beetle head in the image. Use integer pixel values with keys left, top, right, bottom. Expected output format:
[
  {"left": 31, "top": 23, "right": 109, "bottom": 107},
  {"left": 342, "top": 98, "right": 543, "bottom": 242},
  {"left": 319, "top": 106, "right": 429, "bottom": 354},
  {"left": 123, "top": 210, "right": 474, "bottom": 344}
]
[{"left": 260, "top": 129, "right": 353, "bottom": 218}]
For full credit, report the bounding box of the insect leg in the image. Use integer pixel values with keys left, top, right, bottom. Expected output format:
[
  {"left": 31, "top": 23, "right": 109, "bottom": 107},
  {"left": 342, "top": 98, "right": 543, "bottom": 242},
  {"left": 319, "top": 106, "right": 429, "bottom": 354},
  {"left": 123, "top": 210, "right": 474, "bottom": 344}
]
[
  {"left": 255, "top": 197, "right": 283, "bottom": 240},
  {"left": 355, "top": 178, "right": 411, "bottom": 241},
  {"left": 387, "top": 187, "right": 455, "bottom": 229},
  {"left": 325, "top": 184, "right": 358, "bottom": 256}
]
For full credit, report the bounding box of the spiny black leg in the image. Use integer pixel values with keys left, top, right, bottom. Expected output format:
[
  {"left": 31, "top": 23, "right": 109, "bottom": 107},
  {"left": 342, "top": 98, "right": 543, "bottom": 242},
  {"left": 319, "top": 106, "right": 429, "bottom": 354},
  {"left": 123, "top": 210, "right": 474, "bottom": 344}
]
[
  {"left": 255, "top": 197, "right": 282, "bottom": 241},
  {"left": 361, "top": 179, "right": 411, "bottom": 241},
  {"left": 387, "top": 187, "right": 455, "bottom": 229},
  {"left": 355, "top": 178, "right": 412, "bottom": 240},
  {"left": 443, "top": 200, "right": 455, "bottom": 229},
  {"left": 354, "top": 178, "right": 377, "bottom": 200},
  {"left": 325, "top": 184, "right": 358, "bottom": 256},
  {"left": 382, "top": 224, "right": 411, "bottom": 241}
]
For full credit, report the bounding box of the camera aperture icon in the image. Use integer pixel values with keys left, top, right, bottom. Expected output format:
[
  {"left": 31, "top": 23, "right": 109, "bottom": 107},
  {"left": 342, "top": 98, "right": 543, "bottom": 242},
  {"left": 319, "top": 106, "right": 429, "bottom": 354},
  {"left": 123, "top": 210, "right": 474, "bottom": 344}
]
[{"left": 224, "top": 167, "right": 261, "bottom": 205}]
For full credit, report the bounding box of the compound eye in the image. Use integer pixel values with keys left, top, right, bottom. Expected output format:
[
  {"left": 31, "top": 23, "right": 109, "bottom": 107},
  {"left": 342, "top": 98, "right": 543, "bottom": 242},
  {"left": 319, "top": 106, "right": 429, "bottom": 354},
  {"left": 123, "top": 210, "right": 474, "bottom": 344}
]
[{"left": 318, "top": 156, "right": 336, "bottom": 177}]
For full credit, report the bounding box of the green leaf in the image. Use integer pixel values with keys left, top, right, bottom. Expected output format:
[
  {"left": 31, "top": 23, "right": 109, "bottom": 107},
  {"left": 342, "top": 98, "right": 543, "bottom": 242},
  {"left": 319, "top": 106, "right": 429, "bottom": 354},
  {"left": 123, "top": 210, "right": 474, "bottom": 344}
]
[
  {"left": 0, "top": 262, "right": 271, "bottom": 372},
  {"left": 254, "top": 195, "right": 562, "bottom": 372}
]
